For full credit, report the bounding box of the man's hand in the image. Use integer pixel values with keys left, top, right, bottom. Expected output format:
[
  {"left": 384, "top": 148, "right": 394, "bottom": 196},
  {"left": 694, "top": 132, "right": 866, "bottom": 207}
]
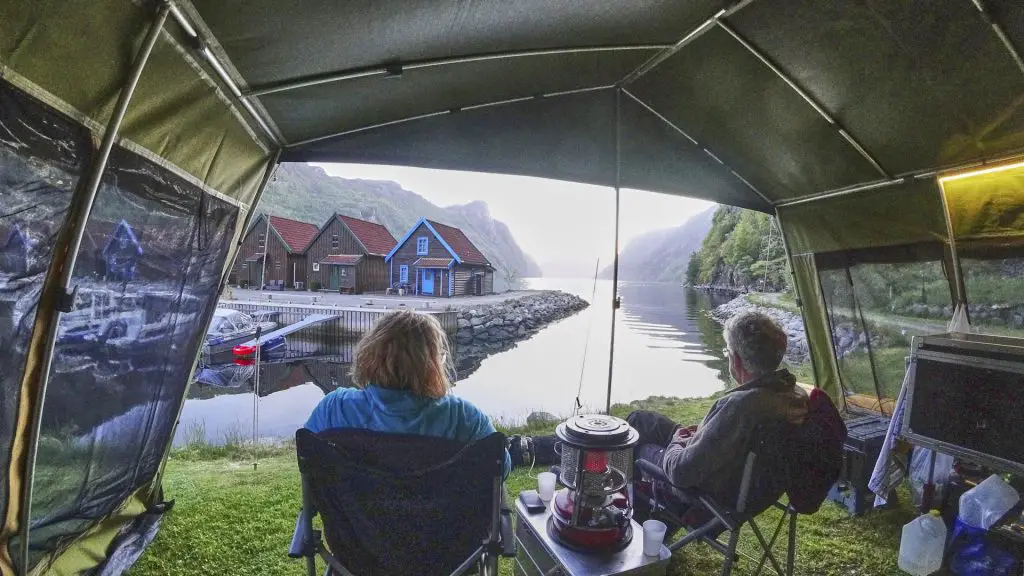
[{"left": 671, "top": 425, "right": 698, "bottom": 445}]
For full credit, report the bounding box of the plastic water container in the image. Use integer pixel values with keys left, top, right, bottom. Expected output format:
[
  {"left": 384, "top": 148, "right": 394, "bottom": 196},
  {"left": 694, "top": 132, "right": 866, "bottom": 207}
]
[
  {"left": 898, "top": 510, "right": 947, "bottom": 576},
  {"left": 958, "top": 474, "right": 1020, "bottom": 529}
]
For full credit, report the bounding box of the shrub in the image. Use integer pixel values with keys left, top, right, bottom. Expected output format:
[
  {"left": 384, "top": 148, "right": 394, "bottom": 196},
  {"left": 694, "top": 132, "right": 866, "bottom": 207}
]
[{"left": 310, "top": 280, "right": 322, "bottom": 291}]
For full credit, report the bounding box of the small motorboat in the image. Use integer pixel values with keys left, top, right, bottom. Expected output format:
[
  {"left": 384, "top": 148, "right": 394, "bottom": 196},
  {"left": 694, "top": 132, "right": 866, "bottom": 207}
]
[{"left": 204, "top": 308, "right": 277, "bottom": 356}]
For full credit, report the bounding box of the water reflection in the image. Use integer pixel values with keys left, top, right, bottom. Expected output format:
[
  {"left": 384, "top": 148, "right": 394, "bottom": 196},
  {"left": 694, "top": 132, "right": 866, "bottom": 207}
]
[{"left": 176, "top": 281, "right": 736, "bottom": 444}]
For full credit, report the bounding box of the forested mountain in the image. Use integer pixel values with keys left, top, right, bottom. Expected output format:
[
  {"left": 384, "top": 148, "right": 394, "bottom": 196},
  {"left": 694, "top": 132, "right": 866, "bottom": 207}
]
[
  {"left": 685, "top": 206, "right": 788, "bottom": 291},
  {"left": 599, "top": 207, "right": 715, "bottom": 283},
  {"left": 257, "top": 163, "right": 542, "bottom": 287}
]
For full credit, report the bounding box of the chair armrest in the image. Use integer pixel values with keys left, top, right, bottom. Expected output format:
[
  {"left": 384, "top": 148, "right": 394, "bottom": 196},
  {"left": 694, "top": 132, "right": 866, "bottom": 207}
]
[
  {"left": 288, "top": 508, "right": 317, "bottom": 559},
  {"left": 499, "top": 506, "right": 516, "bottom": 557},
  {"left": 636, "top": 458, "right": 670, "bottom": 483}
]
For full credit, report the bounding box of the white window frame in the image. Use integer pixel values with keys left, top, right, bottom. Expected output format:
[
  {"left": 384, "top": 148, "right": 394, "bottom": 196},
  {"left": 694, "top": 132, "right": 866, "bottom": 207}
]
[
  {"left": 331, "top": 234, "right": 339, "bottom": 249},
  {"left": 312, "top": 262, "right": 320, "bottom": 272},
  {"left": 258, "top": 233, "right": 265, "bottom": 249},
  {"left": 399, "top": 265, "right": 409, "bottom": 283},
  {"left": 340, "top": 267, "right": 348, "bottom": 277},
  {"left": 416, "top": 236, "right": 428, "bottom": 255}
]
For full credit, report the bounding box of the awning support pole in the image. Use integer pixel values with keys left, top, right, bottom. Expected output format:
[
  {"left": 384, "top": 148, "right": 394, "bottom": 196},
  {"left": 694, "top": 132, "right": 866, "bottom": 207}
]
[
  {"left": 247, "top": 45, "right": 673, "bottom": 98},
  {"left": 970, "top": 0, "right": 1024, "bottom": 76},
  {"left": 16, "top": 3, "right": 170, "bottom": 571},
  {"left": 714, "top": 21, "right": 890, "bottom": 180},
  {"left": 621, "top": 89, "right": 775, "bottom": 208},
  {"left": 606, "top": 89, "right": 622, "bottom": 414}
]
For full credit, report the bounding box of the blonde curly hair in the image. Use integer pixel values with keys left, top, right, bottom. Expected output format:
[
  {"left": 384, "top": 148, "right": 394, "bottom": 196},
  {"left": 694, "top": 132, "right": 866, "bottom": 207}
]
[{"left": 351, "top": 309, "right": 453, "bottom": 399}]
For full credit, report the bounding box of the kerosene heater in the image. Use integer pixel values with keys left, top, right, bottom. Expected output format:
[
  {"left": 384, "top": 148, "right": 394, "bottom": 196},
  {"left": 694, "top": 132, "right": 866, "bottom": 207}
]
[
  {"left": 548, "top": 414, "right": 640, "bottom": 551},
  {"left": 514, "top": 414, "right": 669, "bottom": 576}
]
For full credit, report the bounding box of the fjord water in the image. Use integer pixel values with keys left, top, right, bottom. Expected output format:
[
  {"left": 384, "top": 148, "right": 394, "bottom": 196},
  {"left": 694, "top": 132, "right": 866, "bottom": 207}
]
[{"left": 173, "top": 280, "right": 734, "bottom": 445}]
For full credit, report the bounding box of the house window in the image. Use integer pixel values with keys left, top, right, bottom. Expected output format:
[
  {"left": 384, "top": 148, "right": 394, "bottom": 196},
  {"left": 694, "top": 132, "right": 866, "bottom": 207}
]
[
  {"left": 340, "top": 268, "right": 348, "bottom": 277},
  {"left": 258, "top": 233, "right": 265, "bottom": 249},
  {"left": 399, "top": 265, "right": 409, "bottom": 283},
  {"left": 275, "top": 262, "right": 281, "bottom": 269},
  {"left": 242, "top": 263, "right": 248, "bottom": 269},
  {"left": 417, "top": 237, "right": 428, "bottom": 255},
  {"left": 312, "top": 262, "right": 320, "bottom": 272},
  {"left": 331, "top": 234, "right": 339, "bottom": 249}
]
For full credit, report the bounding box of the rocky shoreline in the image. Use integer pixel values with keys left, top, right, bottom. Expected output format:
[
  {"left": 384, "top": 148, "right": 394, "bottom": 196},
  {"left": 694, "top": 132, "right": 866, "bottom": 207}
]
[
  {"left": 455, "top": 291, "right": 589, "bottom": 347},
  {"left": 712, "top": 294, "right": 875, "bottom": 363}
]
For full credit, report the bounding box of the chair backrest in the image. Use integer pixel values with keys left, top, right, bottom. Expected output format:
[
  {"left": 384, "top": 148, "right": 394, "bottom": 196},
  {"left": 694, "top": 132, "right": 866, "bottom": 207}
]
[
  {"left": 295, "top": 428, "right": 506, "bottom": 576},
  {"left": 737, "top": 423, "right": 794, "bottom": 515},
  {"left": 739, "top": 389, "right": 847, "bottom": 516}
]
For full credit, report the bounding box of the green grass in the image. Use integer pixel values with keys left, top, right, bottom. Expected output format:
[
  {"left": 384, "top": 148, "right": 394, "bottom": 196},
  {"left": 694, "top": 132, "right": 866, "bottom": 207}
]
[{"left": 129, "top": 396, "right": 916, "bottom": 576}]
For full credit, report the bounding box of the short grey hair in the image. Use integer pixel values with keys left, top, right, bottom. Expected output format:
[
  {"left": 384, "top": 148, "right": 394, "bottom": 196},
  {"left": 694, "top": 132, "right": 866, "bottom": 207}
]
[{"left": 723, "top": 311, "right": 787, "bottom": 377}]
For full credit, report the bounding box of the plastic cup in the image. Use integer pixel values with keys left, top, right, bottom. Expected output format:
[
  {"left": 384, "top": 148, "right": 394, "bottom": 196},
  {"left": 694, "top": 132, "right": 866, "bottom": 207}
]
[
  {"left": 537, "top": 472, "right": 557, "bottom": 502},
  {"left": 642, "top": 519, "right": 667, "bottom": 557}
]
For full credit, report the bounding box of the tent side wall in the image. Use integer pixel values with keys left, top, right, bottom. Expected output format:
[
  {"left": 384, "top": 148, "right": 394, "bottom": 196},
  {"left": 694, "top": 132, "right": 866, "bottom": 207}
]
[{"left": 0, "top": 2, "right": 274, "bottom": 573}]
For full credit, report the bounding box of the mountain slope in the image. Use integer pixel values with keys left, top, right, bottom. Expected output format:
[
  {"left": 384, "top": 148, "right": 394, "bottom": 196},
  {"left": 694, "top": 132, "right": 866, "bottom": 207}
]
[
  {"left": 599, "top": 207, "right": 715, "bottom": 283},
  {"left": 257, "top": 164, "right": 542, "bottom": 288}
]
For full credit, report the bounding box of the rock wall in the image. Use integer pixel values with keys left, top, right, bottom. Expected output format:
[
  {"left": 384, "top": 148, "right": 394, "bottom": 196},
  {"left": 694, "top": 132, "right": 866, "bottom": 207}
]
[
  {"left": 712, "top": 295, "right": 878, "bottom": 364},
  {"left": 713, "top": 296, "right": 810, "bottom": 364},
  {"left": 455, "top": 291, "right": 589, "bottom": 347}
]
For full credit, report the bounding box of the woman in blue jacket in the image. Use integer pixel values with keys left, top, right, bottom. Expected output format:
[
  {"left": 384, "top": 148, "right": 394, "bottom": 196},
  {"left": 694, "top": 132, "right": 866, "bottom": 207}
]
[{"left": 305, "top": 309, "right": 511, "bottom": 477}]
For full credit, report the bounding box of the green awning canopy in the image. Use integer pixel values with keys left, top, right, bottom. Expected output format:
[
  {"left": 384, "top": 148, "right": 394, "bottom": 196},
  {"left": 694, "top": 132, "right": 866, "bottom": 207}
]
[{"left": 3, "top": 0, "right": 1024, "bottom": 573}]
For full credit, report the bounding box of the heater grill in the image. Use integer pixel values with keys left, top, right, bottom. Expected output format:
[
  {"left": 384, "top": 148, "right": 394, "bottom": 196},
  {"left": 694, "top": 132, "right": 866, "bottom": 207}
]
[{"left": 550, "top": 414, "right": 640, "bottom": 552}]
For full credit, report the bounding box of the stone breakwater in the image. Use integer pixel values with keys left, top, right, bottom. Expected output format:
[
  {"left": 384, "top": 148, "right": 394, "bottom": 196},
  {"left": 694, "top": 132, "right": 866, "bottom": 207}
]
[
  {"left": 713, "top": 296, "right": 811, "bottom": 364},
  {"left": 713, "top": 295, "right": 878, "bottom": 363},
  {"left": 455, "top": 291, "right": 589, "bottom": 346}
]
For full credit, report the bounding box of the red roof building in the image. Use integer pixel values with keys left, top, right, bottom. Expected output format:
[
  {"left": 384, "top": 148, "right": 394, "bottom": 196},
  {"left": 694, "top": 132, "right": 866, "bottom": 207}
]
[
  {"left": 229, "top": 213, "right": 318, "bottom": 289},
  {"left": 386, "top": 218, "right": 493, "bottom": 297},
  {"left": 305, "top": 213, "right": 396, "bottom": 293},
  {"left": 268, "top": 215, "right": 319, "bottom": 253}
]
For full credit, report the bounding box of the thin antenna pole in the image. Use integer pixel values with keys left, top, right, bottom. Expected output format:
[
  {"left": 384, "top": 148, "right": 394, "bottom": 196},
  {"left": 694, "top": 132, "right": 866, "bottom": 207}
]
[
  {"left": 260, "top": 214, "right": 270, "bottom": 290},
  {"left": 606, "top": 89, "right": 622, "bottom": 414},
  {"left": 253, "top": 326, "right": 262, "bottom": 471},
  {"left": 762, "top": 218, "right": 775, "bottom": 291}
]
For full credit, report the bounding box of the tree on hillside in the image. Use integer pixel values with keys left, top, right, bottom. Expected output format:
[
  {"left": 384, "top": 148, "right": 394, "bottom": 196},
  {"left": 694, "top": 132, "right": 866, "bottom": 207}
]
[
  {"left": 497, "top": 259, "right": 524, "bottom": 291},
  {"left": 685, "top": 252, "right": 701, "bottom": 285}
]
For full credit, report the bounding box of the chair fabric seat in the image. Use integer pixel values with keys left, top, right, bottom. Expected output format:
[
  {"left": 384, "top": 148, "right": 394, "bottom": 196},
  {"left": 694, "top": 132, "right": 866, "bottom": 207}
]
[{"left": 296, "top": 428, "right": 506, "bottom": 576}]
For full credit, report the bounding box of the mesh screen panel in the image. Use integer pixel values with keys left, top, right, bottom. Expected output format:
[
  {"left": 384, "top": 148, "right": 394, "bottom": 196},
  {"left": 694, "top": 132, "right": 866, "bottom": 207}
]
[
  {"left": 19, "top": 144, "right": 237, "bottom": 572},
  {"left": 0, "top": 79, "right": 84, "bottom": 561},
  {"left": 559, "top": 445, "right": 634, "bottom": 493}
]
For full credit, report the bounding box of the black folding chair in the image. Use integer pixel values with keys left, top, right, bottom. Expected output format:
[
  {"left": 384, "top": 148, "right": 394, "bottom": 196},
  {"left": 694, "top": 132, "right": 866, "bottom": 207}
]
[
  {"left": 288, "top": 428, "right": 515, "bottom": 576},
  {"left": 635, "top": 426, "right": 797, "bottom": 576}
]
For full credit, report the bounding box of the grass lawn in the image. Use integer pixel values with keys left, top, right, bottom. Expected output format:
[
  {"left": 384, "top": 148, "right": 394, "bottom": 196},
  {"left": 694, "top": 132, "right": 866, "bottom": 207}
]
[{"left": 129, "top": 397, "right": 915, "bottom": 576}]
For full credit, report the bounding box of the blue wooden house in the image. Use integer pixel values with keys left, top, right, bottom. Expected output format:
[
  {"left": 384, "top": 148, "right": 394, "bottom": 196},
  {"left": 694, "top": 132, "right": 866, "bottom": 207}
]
[
  {"left": 0, "top": 225, "right": 29, "bottom": 275},
  {"left": 102, "top": 219, "right": 143, "bottom": 281}
]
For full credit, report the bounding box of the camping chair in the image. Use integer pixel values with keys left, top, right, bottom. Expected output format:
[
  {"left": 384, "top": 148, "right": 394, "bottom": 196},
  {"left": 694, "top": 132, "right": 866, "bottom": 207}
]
[
  {"left": 634, "top": 425, "right": 797, "bottom": 576},
  {"left": 288, "top": 428, "right": 515, "bottom": 576}
]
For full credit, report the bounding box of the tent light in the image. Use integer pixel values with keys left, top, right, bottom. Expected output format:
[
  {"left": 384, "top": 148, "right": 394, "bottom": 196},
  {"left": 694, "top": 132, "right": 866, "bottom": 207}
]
[{"left": 939, "top": 160, "right": 1024, "bottom": 183}]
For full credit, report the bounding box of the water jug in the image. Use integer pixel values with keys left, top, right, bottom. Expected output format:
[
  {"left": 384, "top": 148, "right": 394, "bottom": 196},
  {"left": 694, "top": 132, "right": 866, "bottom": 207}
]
[
  {"left": 958, "top": 474, "right": 1020, "bottom": 529},
  {"left": 898, "top": 510, "right": 947, "bottom": 576}
]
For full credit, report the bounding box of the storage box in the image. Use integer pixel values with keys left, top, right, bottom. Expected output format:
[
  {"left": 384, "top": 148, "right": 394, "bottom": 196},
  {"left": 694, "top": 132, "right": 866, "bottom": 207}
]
[
  {"left": 841, "top": 415, "right": 889, "bottom": 488},
  {"left": 827, "top": 414, "right": 889, "bottom": 516}
]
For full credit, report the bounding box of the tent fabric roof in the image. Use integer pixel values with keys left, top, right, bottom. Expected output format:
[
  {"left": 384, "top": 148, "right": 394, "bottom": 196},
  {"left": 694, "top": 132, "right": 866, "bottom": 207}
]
[
  {"left": 426, "top": 220, "right": 490, "bottom": 266},
  {"left": 337, "top": 215, "right": 397, "bottom": 256},
  {"left": 175, "top": 0, "right": 1024, "bottom": 211},
  {"left": 321, "top": 254, "right": 362, "bottom": 265},
  {"left": 268, "top": 215, "right": 318, "bottom": 253}
]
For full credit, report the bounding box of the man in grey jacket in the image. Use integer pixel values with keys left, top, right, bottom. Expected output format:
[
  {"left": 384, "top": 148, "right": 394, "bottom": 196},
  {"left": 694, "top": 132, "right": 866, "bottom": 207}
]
[{"left": 629, "top": 311, "right": 808, "bottom": 508}]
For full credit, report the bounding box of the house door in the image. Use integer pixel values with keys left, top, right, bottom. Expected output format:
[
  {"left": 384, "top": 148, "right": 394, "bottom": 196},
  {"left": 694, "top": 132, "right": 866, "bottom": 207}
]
[
  {"left": 329, "top": 266, "right": 341, "bottom": 291},
  {"left": 422, "top": 269, "right": 435, "bottom": 295},
  {"left": 474, "top": 275, "right": 482, "bottom": 296},
  {"left": 249, "top": 264, "right": 263, "bottom": 288}
]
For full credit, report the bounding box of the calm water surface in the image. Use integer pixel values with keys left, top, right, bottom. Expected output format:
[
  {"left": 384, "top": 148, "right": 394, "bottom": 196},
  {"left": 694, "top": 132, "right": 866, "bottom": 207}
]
[{"left": 173, "top": 280, "right": 733, "bottom": 445}]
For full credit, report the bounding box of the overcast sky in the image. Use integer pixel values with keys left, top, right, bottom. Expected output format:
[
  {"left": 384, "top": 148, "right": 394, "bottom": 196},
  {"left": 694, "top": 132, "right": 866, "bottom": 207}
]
[{"left": 316, "top": 163, "right": 714, "bottom": 268}]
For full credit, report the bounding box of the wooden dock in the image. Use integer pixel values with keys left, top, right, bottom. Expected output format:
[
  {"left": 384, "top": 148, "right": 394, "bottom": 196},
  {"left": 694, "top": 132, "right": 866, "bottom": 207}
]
[{"left": 218, "top": 299, "right": 459, "bottom": 341}]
